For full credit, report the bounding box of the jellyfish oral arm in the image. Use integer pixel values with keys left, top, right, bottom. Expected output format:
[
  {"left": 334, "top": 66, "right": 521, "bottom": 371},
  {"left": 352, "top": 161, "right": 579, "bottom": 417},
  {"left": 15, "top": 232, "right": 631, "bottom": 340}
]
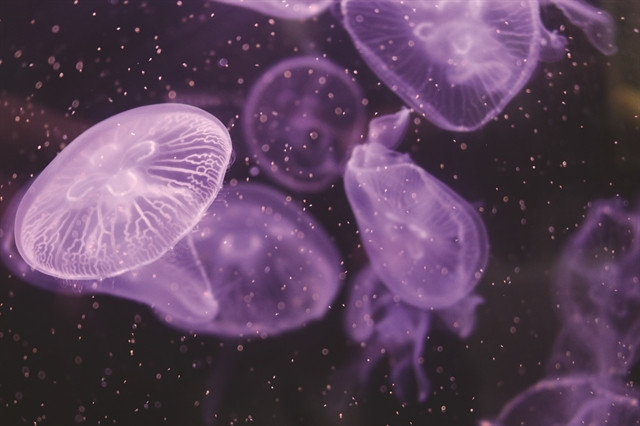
[{"left": 544, "top": 0, "right": 617, "bottom": 55}]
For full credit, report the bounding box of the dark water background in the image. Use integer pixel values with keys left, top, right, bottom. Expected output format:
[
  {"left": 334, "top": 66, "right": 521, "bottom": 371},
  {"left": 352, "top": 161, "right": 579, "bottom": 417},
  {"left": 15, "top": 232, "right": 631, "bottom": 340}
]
[{"left": 1, "top": 1, "right": 639, "bottom": 425}]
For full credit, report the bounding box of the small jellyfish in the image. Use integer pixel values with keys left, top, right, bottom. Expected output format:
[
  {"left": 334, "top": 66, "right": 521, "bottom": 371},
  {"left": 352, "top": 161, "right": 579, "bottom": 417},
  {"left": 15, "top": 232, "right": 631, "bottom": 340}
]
[
  {"left": 547, "top": 197, "right": 640, "bottom": 376},
  {"left": 343, "top": 140, "right": 489, "bottom": 309},
  {"left": 14, "top": 103, "right": 233, "bottom": 281},
  {"left": 243, "top": 55, "right": 366, "bottom": 192},
  {"left": 164, "top": 182, "right": 343, "bottom": 338},
  {"left": 343, "top": 264, "right": 482, "bottom": 402},
  {"left": 483, "top": 375, "right": 640, "bottom": 426},
  {"left": 340, "top": 0, "right": 617, "bottom": 131},
  {"left": 214, "top": 0, "right": 333, "bottom": 20}
]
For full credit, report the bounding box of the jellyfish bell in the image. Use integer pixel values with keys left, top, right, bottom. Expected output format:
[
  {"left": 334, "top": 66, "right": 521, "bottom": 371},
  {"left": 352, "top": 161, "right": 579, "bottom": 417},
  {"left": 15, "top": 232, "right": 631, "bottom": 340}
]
[
  {"left": 163, "top": 182, "right": 343, "bottom": 338},
  {"left": 14, "top": 103, "right": 233, "bottom": 281},
  {"left": 549, "top": 197, "right": 640, "bottom": 376},
  {"left": 340, "top": 0, "right": 617, "bottom": 131},
  {"left": 344, "top": 139, "right": 489, "bottom": 310},
  {"left": 242, "top": 55, "right": 366, "bottom": 193}
]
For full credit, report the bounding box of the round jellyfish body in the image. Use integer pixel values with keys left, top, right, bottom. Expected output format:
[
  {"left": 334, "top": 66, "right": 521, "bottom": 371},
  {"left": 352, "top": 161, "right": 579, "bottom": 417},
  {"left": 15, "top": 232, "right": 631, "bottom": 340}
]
[
  {"left": 343, "top": 141, "right": 489, "bottom": 309},
  {"left": 341, "top": 0, "right": 542, "bottom": 131},
  {"left": 549, "top": 198, "right": 640, "bottom": 375},
  {"left": 214, "top": 0, "right": 333, "bottom": 20},
  {"left": 243, "top": 55, "right": 366, "bottom": 192},
  {"left": 167, "top": 182, "right": 342, "bottom": 338},
  {"left": 344, "top": 264, "right": 432, "bottom": 402},
  {"left": 14, "top": 103, "right": 233, "bottom": 280}
]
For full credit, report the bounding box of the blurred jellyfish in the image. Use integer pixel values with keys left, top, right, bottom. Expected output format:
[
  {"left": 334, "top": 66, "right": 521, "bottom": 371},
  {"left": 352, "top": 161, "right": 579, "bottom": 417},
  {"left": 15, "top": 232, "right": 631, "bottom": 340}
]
[
  {"left": 163, "top": 182, "right": 343, "bottom": 338},
  {"left": 547, "top": 197, "right": 640, "bottom": 377},
  {"left": 366, "top": 107, "right": 411, "bottom": 150},
  {"left": 343, "top": 136, "right": 489, "bottom": 309},
  {"left": 214, "top": 0, "right": 333, "bottom": 20},
  {"left": 343, "top": 264, "right": 482, "bottom": 403},
  {"left": 482, "top": 375, "right": 640, "bottom": 426},
  {"left": 340, "top": 0, "right": 617, "bottom": 131},
  {"left": 243, "top": 55, "right": 366, "bottom": 192},
  {"left": 543, "top": 0, "right": 618, "bottom": 56},
  {"left": 3, "top": 103, "right": 233, "bottom": 323}
]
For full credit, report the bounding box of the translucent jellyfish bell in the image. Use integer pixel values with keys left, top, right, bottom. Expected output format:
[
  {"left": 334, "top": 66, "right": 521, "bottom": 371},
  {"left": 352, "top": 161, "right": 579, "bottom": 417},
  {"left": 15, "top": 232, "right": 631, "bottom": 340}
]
[
  {"left": 343, "top": 264, "right": 482, "bottom": 403},
  {"left": 164, "top": 182, "right": 343, "bottom": 338},
  {"left": 1, "top": 183, "right": 219, "bottom": 325},
  {"left": 14, "top": 103, "right": 233, "bottom": 281},
  {"left": 340, "top": 0, "right": 617, "bottom": 131},
  {"left": 343, "top": 141, "right": 489, "bottom": 309},
  {"left": 366, "top": 107, "right": 411, "bottom": 150},
  {"left": 243, "top": 56, "right": 366, "bottom": 192}
]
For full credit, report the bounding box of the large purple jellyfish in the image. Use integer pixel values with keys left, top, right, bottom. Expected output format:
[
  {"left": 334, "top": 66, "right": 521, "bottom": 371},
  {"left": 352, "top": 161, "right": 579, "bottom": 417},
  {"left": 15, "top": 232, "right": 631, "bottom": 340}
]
[{"left": 340, "top": 0, "right": 617, "bottom": 131}]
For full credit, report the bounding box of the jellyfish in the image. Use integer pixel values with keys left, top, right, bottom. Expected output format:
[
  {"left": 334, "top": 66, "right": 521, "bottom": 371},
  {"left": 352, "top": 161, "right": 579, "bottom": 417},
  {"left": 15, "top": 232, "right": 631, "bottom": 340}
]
[
  {"left": 2, "top": 181, "right": 342, "bottom": 335},
  {"left": 4, "top": 103, "right": 233, "bottom": 323},
  {"left": 547, "top": 197, "right": 640, "bottom": 377},
  {"left": 366, "top": 107, "right": 411, "bottom": 150},
  {"left": 1, "top": 183, "right": 219, "bottom": 325},
  {"left": 15, "top": 103, "right": 232, "bottom": 280},
  {"left": 543, "top": 0, "right": 618, "bottom": 57},
  {"left": 243, "top": 55, "right": 366, "bottom": 192},
  {"left": 161, "top": 182, "right": 343, "bottom": 338},
  {"left": 343, "top": 264, "right": 482, "bottom": 403},
  {"left": 482, "top": 375, "right": 640, "bottom": 426},
  {"left": 340, "top": 0, "right": 617, "bottom": 131},
  {"left": 213, "top": 0, "right": 333, "bottom": 20},
  {"left": 343, "top": 139, "right": 489, "bottom": 310}
]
